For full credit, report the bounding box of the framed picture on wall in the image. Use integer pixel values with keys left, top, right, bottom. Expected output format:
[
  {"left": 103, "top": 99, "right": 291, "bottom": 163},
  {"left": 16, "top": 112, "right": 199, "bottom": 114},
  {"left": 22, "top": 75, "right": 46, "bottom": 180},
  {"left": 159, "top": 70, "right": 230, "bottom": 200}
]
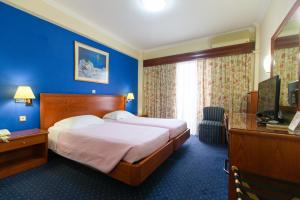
[{"left": 74, "top": 41, "right": 109, "bottom": 84}]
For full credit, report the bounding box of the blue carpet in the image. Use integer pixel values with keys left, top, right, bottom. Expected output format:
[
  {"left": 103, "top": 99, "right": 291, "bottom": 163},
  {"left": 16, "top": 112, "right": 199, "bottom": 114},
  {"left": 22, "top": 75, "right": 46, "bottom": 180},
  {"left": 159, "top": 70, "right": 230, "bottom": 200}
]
[{"left": 0, "top": 136, "right": 228, "bottom": 200}]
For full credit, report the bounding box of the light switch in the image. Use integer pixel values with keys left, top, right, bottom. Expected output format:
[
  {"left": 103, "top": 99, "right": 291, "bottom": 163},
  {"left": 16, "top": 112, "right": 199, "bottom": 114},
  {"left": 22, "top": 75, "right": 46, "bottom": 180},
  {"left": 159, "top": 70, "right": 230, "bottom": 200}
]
[{"left": 19, "top": 116, "right": 26, "bottom": 122}]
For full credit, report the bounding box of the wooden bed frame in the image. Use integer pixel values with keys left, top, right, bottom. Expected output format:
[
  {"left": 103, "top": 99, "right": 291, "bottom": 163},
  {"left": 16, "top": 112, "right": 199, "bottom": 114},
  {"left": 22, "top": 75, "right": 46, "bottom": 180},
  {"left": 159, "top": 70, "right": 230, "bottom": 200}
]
[{"left": 40, "top": 93, "right": 190, "bottom": 186}]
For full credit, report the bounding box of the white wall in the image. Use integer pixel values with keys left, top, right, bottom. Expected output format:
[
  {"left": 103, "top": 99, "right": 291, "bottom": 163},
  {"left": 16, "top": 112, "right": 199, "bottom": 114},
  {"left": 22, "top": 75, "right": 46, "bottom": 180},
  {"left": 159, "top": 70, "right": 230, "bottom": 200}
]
[
  {"left": 143, "top": 29, "right": 255, "bottom": 60},
  {"left": 259, "top": 0, "right": 297, "bottom": 83},
  {"left": 143, "top": 37, "right": 211, "bottom": 60}
]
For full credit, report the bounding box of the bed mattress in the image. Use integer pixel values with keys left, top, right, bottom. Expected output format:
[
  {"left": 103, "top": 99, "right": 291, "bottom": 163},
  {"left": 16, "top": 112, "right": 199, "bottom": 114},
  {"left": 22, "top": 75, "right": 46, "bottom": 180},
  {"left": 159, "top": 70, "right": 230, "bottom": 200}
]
[
  {"left": 48, "top": 122, "right": 169, "bottom": 173},
  {"left": 105, "top": 117, "right": 187, "bottom": 139}
]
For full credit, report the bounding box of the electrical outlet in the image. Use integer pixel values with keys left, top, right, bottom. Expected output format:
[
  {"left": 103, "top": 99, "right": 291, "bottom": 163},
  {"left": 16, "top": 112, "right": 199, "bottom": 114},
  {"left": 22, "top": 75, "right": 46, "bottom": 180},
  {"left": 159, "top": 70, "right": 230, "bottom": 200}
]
[
  {"left": 19, "top": 116, "right": 26, "bottom": 122},
  {"left": 92, "top": 90, "right": 96, "bottom": 94}
]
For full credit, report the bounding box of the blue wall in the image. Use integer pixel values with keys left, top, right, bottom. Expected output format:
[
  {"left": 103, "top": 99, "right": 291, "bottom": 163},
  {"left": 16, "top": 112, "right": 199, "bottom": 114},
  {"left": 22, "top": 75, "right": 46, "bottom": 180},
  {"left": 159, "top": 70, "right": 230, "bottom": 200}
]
[{"left": 0, "top": 2, "right": 138, "bottom": 132}]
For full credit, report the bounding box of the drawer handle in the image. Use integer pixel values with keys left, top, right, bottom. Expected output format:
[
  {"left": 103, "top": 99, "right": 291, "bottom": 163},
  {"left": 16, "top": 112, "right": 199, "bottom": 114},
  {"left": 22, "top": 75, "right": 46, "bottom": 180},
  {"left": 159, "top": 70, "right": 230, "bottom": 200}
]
[{"left": 22, "top": 141, "right": 27, "bottom": 144}]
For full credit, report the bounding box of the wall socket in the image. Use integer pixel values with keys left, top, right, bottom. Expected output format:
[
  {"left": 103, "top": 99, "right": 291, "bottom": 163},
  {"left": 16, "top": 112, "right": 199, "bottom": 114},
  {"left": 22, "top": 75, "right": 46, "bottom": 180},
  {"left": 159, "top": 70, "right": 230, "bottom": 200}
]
[
  {"left": 19, "top": 116, "right": 26, "bottom": 122},
  {"left": 92, "top": 89, "right": 96, "bottom": 94}
]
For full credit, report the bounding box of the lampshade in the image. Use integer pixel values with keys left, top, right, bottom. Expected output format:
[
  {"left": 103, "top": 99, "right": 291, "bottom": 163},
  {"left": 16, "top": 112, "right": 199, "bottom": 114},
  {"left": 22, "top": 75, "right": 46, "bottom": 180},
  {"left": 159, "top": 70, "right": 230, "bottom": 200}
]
[
  {"left": 126, "top": 93, "right": 135, "bottom": 101},
  {"left": 14, "top": 86, "right": 36, "bottom": 99}
]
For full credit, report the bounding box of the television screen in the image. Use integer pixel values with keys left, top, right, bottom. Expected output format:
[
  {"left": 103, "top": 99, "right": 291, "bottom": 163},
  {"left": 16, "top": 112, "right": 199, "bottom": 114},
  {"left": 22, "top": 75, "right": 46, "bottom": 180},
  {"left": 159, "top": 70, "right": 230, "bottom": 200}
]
[{"left": 257, "top": 76, "right": 280, "bottom": 118}]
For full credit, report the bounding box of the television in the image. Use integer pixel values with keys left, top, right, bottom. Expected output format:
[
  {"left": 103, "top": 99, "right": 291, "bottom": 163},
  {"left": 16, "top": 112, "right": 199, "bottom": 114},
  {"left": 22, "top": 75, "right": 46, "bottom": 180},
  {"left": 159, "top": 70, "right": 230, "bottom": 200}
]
[{"left": 257, "top": 75, "right": 281, "bottom": 121}]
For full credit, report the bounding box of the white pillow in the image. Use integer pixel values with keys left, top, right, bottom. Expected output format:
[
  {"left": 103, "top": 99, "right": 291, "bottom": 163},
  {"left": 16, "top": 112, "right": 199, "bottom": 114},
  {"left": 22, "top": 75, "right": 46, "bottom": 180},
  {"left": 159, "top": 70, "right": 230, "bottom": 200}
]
[
  {"left": 103, "top": 110, "right": 136, "bottom": 120},
  {"left": 54, "top": 115, "right": 104, "bottom": 129}
]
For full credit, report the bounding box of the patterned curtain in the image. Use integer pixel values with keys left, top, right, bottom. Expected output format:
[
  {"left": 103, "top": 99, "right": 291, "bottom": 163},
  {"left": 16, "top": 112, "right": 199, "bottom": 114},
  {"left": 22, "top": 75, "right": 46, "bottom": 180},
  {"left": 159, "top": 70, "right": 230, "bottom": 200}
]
[
  {"left": 273, "top": 47, "right": 299, "bottom": 106},
  {"left": 143, "top": 53, "right": 254, "bottom": 124},
  {"left": 197, "top": 59, "right": 212, "bottom": 120},
  {"left": 143, "top": 64, "right": 177, "bottom": 118},
  {"left": 197, "top": 53, "right": 254, "bottom": 121}
]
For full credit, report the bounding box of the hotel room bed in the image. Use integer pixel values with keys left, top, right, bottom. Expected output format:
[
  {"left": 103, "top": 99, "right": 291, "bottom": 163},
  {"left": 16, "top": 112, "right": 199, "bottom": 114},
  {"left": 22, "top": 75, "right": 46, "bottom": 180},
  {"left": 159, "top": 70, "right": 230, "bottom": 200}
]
[
  {"left": 40, "top": 93, "right": 189, "bottom": 185},
  {"left": 48, "top": 121, "right": 169, "bottom": 172},
  {"left": 103, "top": 111, "right": 189, "bottom": 150},
  {"left": 104, "top": 115, "right": 187, "bottom": 139}
]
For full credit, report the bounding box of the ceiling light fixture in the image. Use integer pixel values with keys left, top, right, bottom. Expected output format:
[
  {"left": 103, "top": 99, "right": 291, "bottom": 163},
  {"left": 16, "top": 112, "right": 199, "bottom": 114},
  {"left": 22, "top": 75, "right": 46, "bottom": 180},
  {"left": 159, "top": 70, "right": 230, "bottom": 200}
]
[{"left": 142, "top": 0, "right": 167, "bottom": 12}]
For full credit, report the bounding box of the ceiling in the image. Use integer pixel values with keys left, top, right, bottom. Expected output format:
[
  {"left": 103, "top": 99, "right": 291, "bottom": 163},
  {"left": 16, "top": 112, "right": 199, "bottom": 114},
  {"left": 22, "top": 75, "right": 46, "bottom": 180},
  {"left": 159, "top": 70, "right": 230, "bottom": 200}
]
[{"left": 45, "top": 0, "right": 271, "bottom": 50}]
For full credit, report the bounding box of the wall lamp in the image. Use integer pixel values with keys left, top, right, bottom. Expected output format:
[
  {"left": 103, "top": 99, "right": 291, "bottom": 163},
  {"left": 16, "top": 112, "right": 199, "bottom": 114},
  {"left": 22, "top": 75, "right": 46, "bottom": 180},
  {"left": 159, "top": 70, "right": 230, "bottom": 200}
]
[
  {"left": 126, "top": 93, "right": 135, "bottom": 102},
  {"left": 14, "top": 86, "right": 36, "bottom": 106}
]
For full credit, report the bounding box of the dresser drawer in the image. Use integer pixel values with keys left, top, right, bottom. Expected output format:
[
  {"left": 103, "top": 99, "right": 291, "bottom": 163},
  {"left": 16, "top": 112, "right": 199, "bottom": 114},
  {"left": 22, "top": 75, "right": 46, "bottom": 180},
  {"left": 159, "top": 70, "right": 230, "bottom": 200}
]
[{"left": 0, "top": 135, "right": 46, "bottom": 153}]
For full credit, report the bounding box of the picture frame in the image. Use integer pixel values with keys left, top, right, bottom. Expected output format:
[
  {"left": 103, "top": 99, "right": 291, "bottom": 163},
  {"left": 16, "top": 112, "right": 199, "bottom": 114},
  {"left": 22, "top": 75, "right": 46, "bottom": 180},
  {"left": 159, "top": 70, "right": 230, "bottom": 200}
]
[{"left": 74, "top": 41, "right": 109, "bottom": 84}]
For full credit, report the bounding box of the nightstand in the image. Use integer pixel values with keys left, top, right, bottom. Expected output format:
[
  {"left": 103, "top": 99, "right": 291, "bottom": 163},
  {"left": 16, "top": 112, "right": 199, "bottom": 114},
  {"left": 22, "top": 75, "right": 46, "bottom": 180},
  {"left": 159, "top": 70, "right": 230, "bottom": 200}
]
[{"left": 0, "top": 129, "right": 48, "bottom": 179}]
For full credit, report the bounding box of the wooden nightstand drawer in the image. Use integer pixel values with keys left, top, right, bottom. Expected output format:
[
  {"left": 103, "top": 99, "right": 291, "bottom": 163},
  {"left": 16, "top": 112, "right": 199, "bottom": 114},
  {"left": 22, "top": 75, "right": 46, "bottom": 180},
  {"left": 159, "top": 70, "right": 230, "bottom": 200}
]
[
  {"left": 0, "top": 135, "right": 46, "bottom": 153},
  {"left": 0, "top": 129, "right": 48, "bottom": 179}
]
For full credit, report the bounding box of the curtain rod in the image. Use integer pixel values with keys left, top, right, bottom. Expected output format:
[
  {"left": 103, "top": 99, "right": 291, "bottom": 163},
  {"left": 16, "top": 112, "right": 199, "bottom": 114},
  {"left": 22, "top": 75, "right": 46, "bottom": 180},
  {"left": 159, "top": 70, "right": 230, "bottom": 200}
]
[{"left": 143, "top": 42, "right": 255, "bottom": 67}]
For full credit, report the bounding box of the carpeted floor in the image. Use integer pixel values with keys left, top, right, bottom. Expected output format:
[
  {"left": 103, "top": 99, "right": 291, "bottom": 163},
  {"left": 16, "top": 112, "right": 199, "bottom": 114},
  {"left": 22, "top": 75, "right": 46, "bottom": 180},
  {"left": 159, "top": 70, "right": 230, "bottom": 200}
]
[{"left": 0, "top": 136, "right": 228, "bottom": 200}]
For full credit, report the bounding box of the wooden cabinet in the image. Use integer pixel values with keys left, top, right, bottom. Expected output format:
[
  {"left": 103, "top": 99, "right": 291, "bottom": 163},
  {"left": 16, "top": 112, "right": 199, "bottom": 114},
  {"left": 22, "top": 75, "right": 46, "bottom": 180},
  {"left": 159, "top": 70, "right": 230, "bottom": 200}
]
[
  {"left": 228, "top": 113, "right": 300, "bottom": 200},
  {"left": 0, "top": 129, "right": 48, "bottom": 179},
  {"left": 247, "top": 91, "right": 258, "bottom": 114}
]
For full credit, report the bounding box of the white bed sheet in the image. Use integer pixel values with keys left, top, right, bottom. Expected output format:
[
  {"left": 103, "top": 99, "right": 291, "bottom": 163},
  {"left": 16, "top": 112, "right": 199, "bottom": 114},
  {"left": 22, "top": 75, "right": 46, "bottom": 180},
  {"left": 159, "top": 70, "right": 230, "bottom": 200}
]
[
  {"left": 48, "top": 122, "right": 169, "bottom": 165},
  {"left": 105, "top": 117, "right": 187, "bottom": 139}
]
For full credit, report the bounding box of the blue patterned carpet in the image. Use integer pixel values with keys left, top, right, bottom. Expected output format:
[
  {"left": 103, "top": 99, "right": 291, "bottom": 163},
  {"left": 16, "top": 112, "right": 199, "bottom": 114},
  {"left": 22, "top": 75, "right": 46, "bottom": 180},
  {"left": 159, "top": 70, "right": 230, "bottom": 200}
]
[{"left": 0, "top": 136, "right": 228, "bottom": 200}]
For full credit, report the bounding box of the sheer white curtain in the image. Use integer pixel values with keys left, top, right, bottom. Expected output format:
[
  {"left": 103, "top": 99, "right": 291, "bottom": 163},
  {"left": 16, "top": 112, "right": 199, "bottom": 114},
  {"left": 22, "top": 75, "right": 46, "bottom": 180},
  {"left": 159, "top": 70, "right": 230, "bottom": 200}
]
[{"left": 176, "top": 60, "right": 198, "bottom": 135}]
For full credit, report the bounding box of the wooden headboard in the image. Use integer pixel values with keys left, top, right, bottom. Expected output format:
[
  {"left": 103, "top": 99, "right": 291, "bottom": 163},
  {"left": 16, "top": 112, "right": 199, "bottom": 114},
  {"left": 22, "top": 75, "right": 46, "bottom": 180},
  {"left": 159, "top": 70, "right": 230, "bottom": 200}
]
[{"left": 40, "top": 93, "right": 126, "bottom": 130}]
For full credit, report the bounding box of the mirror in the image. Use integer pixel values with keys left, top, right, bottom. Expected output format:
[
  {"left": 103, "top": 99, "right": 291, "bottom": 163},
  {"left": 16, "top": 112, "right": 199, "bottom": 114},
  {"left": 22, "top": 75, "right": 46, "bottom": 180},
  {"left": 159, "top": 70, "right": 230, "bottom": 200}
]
[{"left": 271, "top": 6, "right": 300, "bottom": 109}]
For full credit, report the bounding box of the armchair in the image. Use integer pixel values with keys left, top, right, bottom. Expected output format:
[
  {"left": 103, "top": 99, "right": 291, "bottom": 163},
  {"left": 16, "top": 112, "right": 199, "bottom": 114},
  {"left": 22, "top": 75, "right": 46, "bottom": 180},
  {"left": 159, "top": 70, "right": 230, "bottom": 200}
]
[{"left": 198, "top": 107, "right": 225, "bottom": 144}]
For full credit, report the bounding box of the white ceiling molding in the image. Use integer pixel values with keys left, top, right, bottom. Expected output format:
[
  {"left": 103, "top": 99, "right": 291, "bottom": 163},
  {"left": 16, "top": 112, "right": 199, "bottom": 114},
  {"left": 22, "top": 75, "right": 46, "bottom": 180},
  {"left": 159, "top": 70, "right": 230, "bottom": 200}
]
[
  {"left": 46, "top": 0, "right": 271, "bottom": 50},
  {"left": 143, "top": 27, "right": 255, "bottom": 59},
  {"left": 2, "top": 0, "right": 271, "bottom": 59},
  {"left": 43, "top": 0, "right": 136, "bottom": 51}
]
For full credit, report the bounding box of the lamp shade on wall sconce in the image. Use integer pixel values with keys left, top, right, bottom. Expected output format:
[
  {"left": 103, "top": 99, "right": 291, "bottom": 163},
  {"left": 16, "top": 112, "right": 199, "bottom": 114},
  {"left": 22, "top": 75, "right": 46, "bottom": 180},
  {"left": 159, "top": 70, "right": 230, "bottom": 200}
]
[
  {"left": 126, "top": 93, "right": 135, "bottom": 102},
  {"left": 14, "top": 86, "right": 35, "bottom": 106}
]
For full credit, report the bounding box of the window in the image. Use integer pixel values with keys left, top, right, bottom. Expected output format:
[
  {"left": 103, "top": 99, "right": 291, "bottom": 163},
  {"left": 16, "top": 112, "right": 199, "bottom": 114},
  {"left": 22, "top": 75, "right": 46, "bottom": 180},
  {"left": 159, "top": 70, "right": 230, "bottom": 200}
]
[{"left": 176, "top": 60, "right": 198, "bottom": 134}]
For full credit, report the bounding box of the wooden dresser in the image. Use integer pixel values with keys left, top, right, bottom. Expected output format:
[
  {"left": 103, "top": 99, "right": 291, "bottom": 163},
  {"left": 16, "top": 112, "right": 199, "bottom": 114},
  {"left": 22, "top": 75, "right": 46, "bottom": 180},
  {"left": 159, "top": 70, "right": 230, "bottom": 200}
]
[
  {"left": 228, "top": 113, "right": 300, "bottom": 200},
  {"left": 0, "top": 129, "right": 48, "bottom": 178},
  {"left": 247, "top": 91, "right": 258, "bottom": 114}
]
